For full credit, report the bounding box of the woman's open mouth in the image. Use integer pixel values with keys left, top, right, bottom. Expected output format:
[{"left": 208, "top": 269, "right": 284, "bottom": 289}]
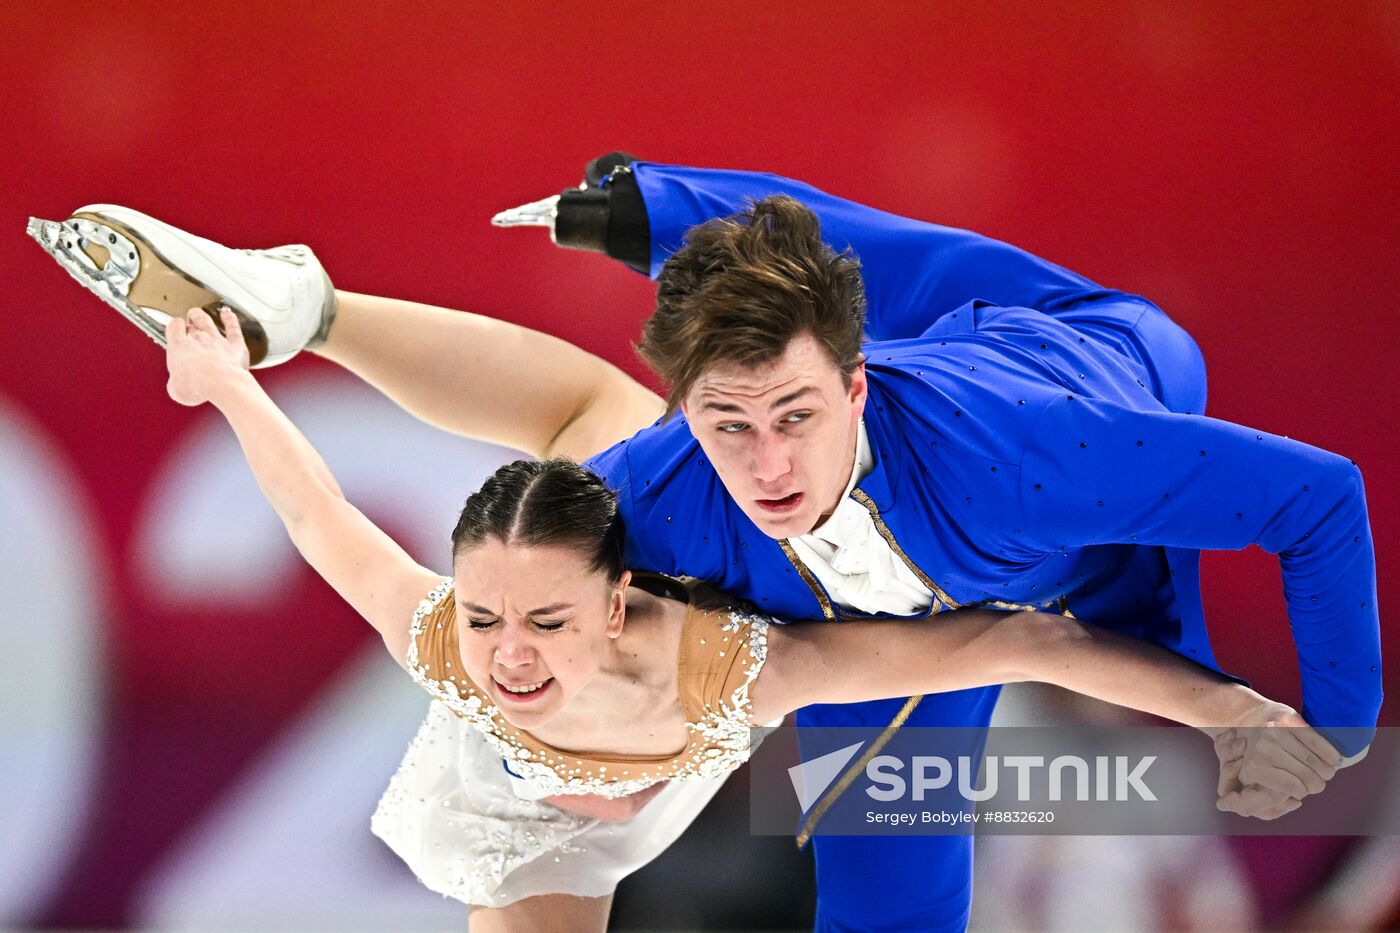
[
  {"left": 756, "top": 492, "right": 803, "bottom": 513},
  {"left": 493, "top": 677, "right": 554, "bottom": 703}
]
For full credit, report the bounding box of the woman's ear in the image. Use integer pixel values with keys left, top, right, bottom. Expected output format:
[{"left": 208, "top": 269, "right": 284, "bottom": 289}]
[{"left": 607, "top": 570, "right": 632, "bottom": 638}]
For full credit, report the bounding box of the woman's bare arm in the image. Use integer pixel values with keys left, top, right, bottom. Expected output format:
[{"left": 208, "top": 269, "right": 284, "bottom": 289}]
[
  {"left": 315, "top": 291, "right": 665, "bottom": 461},
  {"left": 751, "top": 609, "right": 1341, "bottom": 776},
  {"left": 166, "top": 309, "right": 440, "bottom": 666}
]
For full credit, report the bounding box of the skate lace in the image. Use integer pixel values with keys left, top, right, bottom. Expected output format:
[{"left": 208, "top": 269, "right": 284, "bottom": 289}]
[{"left": 241, "top": 245, "right": 307, "bottom": 266}]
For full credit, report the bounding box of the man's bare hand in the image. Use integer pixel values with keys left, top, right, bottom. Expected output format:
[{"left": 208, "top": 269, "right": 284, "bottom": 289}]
[
  {"left": 1214, "top": 733, "right": 1299, "bottom": 819},
  {"left": 1212, "top": 703, "right": 1342, "bottom": 819}
]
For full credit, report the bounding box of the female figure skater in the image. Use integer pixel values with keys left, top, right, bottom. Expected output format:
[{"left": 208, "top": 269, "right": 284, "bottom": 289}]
[{"left": 156, "top": 304, "right": 1332, "bottom": 931}]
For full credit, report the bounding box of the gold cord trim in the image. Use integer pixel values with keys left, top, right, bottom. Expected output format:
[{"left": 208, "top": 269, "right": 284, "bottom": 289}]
[
  {"left": 778, "top": 539, "right": 836, "bottom": 620},
  {"left": 778, "top": 493, "right": 1077, "bottom": 845},
  {"left": 850, "top": 490, "right": 960, "bottom": 611},
  {"left": 794, "top": 694, "right": 925, "bottom": 848}
]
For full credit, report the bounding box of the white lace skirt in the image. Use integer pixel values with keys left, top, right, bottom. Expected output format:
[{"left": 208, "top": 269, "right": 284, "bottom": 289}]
[{"left": 371, "top": 700, "right": 729, "bottom": 908}]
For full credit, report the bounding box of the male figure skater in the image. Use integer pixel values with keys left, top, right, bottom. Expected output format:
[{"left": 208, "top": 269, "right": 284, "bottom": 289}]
[
  {"left": 499, "top": 161, "right": 1378, "bottom": 930},
  {"left": 31, "top": 160, "right": 1379, "bottom": 932}
]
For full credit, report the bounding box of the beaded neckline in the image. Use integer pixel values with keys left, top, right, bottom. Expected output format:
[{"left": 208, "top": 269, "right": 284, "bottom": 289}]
[{"left": 405, "top": 579, "right": 769, "bottom": 798}]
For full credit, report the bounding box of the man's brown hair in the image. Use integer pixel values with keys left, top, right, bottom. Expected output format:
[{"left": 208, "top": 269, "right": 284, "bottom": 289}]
[{"left": 639, "top": 195, "right": 867, "bottom": 414}]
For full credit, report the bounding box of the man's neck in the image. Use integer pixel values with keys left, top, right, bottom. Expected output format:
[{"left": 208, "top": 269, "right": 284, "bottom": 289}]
[{"left": 811, "top": 419, "right": 870, "bottom": 531}]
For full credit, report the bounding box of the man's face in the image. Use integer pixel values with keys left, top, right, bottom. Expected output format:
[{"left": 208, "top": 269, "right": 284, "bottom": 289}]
[{"left": 682, "top": 334, "right": 867, "bottom": 539}]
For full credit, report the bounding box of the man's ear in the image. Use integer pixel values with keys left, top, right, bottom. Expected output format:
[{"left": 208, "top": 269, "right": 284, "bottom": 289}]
[{"left": 848, "top": 362, "right": 869, "bottom": 409}]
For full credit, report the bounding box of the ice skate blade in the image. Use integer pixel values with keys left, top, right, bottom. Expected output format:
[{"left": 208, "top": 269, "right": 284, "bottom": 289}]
[
  {"left": 28, "top": 212, "right": 270, "bottom": 365},
  {"left": 491, "top": 194, "right": 560, "bottom": 241}
]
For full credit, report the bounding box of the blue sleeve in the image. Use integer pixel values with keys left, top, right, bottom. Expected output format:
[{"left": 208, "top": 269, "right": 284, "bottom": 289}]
[
  {"left": 1019, "top": 395, "right": 1382, "bottom": 752},
  {"left": 582, "top": 440, "right": 667, "bottom": 572},
  {"left": 631, "top": 161, "right": 1116, "bottom": 341}
]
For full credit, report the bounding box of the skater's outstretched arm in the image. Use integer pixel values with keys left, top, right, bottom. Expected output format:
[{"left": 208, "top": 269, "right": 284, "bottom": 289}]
[
  {"left": 757, "top": 606, "right": 1313, "bottom": 734},
  {"left": 165, "top": 307, "right": 440, "bottom": 665},
  {"left": 315, "top": 291, "right": 664, "bottom": 461},
  {"left": 754, "top": 607, "right": 1342, "bottom": 817},
  {"left": 1015, "top": 395, "right": 1380, "bottom": 760}
]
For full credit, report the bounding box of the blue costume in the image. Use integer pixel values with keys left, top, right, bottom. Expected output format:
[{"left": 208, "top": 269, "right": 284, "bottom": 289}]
[{"left": 584, "top": 163, "right": 1382, "bottom": 932}]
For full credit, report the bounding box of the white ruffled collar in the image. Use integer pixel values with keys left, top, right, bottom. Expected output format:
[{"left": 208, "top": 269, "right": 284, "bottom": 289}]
[
  {"left": 801, "top": 421, "right": 882, "bottom": 576},
  {"left": 789, "top": 421, "right": 932, "bottom": 615}
]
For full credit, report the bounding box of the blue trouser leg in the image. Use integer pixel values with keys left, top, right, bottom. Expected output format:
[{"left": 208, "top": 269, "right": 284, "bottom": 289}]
[
  {"left": 798, "top": 687, "right": 1000, "bottom": 932},
  {"left": 632, "top": 162, "right": 1210, "bottom": 416},
  {"left": 813, "top": 835, "right": 975, "bottom": 933},
  {"left": 632, "top": 162, "right": 1114, "bottom": 341}
]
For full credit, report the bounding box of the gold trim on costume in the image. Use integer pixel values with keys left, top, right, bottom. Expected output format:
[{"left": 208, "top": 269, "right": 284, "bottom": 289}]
[
  {"left": 850, "top": 489, "right": 961, "bottom": 611},
  {"left": 795, "top": 694, "right": 925, "bottom": 848},
  {"left": 975, "top": 599, "right": 1043, "bottom": 612},
  {"left": 776, "top": 489, "right": 1077, "bottom": 843},
  {"left": 779, "top": 489, "right": 960, "bottom": 622},
  {"left": 778, "top": 539, "right": 837, "bottom": 620}
]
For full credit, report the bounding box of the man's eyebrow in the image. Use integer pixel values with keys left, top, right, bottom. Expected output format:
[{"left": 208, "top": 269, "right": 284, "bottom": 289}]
[
  {"left": 698, "top": 386, "right": 817, "bottom": 414},
  {"left": 770, "top": 386, "right": 817, "bottom": 409},
  {"left": 700, "top": 400, "right": 744, "bottom": 413},
  {"left": 458, "top": 600, "right": 574, "bottom": 616}
]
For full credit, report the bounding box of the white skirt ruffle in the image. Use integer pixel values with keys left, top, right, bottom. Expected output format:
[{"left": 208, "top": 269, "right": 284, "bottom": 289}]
[{"left": 371, "top": 700, "right": 729, "bottom": 908}]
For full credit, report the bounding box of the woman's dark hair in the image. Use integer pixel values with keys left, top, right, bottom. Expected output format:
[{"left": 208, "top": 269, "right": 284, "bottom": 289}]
[{"left": 451, "top": 458, "right": 626, "bottom": 584}]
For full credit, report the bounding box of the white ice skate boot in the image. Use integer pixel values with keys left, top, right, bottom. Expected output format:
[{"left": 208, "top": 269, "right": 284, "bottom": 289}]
[{"left": 27, "top": 206, "right": 335, "bottom": 368}]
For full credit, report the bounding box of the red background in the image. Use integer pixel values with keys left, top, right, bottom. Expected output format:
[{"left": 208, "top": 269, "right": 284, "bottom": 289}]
[{"left": 3, "top": 2, "right": 1397, "bottom": 928}]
